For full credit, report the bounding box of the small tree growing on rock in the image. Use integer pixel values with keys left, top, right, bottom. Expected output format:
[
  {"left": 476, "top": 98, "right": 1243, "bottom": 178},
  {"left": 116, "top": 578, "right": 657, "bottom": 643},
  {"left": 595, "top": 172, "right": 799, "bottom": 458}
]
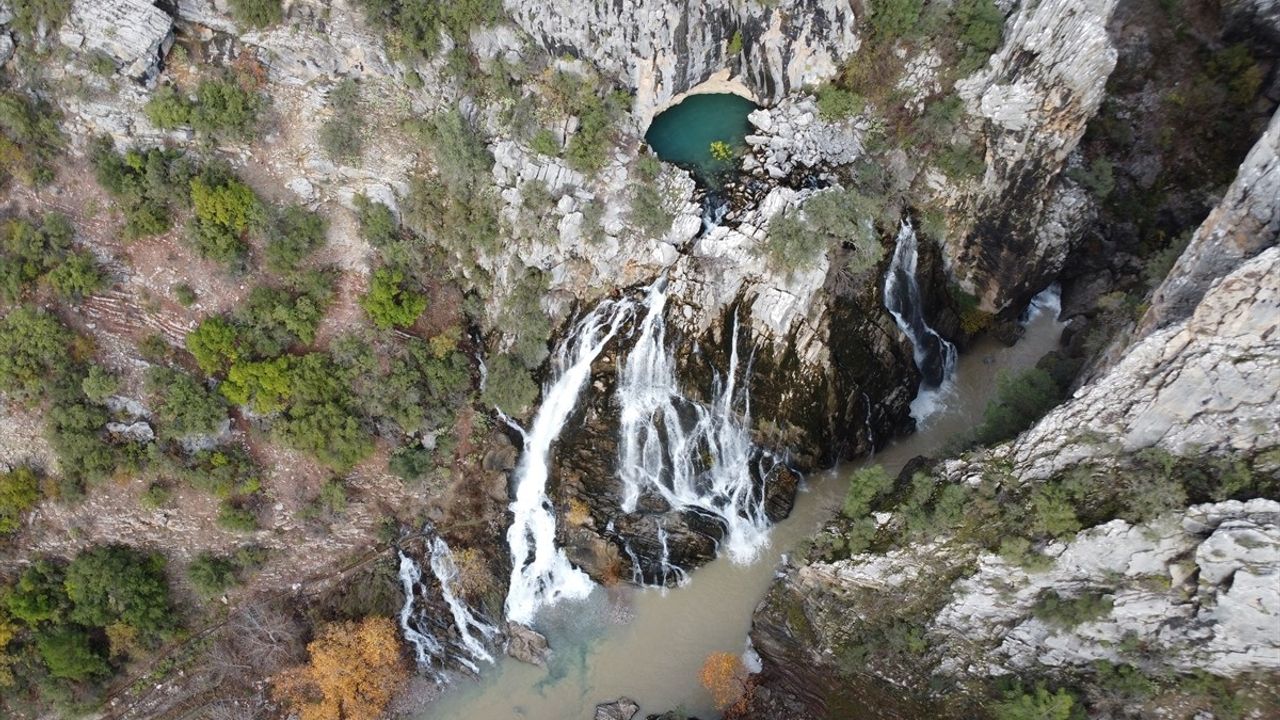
[
  {"left": 699, "top": 651, "right": 755, "bottom": 716},
  {"left": 273, "top": 616, "right": 407, "bottom": 720}
]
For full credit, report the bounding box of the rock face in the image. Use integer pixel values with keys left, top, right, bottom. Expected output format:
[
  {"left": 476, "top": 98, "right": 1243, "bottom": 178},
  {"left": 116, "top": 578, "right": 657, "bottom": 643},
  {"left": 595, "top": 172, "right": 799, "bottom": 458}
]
[
  {"left": 948, "top": 0, "right": 1120, "bottom": 313},
  {"left": 747, "top": 212, "right": 1280, "bottom": 717},
  {"left": 1137, "top": 110, "right": 1280, "bottom": 336},
  {"left": 58, "top": 0, "right": 174, "bottom": 84},
  {"left": 504, "top": 0, "right": 860, "bottom": 123}
]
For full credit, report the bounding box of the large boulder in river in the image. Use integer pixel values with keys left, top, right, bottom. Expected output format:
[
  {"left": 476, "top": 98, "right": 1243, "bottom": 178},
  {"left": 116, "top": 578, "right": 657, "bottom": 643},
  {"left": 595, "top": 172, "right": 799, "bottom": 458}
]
[{"left": 595, "top": 697, "right": 640, "bottom": 720}]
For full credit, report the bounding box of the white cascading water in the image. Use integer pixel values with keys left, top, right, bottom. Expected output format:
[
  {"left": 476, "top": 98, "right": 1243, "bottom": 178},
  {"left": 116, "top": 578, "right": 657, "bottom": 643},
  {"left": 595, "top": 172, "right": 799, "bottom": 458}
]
[
  {"left": 884, "top": 220, "right": 958, "bottom": 422},
  {"left": 397, "top": 551, "right": 446, "bottom": 672},
  {"left": 1022, "top": 283, "right": 1062, "bottom": 325},
  {"left": 656, "top": 523, "right": 689, "bottom": 588},
  {"left": 397, "top": 537, "right": 500, "bottom": 676},
  {"left": 616, "top": 280, "right": 771, "bottom": 565},
  {"left": 430, "top": 536, "right": 498, "bottom": 671},
  {"left": 504, "top": 298, "right": 636, "bottom": 625}
]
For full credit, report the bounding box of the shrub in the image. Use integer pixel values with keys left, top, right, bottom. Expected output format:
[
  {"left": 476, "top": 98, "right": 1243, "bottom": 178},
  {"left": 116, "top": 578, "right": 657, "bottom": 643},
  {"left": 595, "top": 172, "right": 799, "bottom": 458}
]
[
  {"left": 218, "top": 500, "right": 259, "bottom": 532},
  {"left": 320, "top": 79, "right": 364, "bottom": 163},
  {"left": 726, "top": 30, "right": 744, "bottom": 55},
  {"left": 954, "top": 0, "right": 1004, "bottom": 73},
  {"left": 481, "top": 354, "right": 538, "bottom": 415},
  {"left": 869, "top": 0, "right": 922, "bottom": 42},
  {"left": 354, "top": 194, "right": 399, "bottom": 247},
  {"left": 192, "top": 78, "right": 263, "bottom": 138},
  {"left": 46, "top": 250, "right": 107, "bottom": 301},
  {"left": 265, "top": 205, "right": 328, "bottom": 275},
  {"left": 564, "top": 86, "right": 623, "bottom": 174},
  {"left": 64, "top": 545, "right": 174, "bottom": 638},
  {"left": 144, "top": 85, "right": 194, "bottom": 129},
  {"left": 177, "top": 447, "right": 261, "bottom": 499},
  {"left": 389, "top": 444, "right": 433, "bottom": 481},
  {"left": 973, "top": 368, "right": 1063, "bottom": 445},
  {"left": 187, "top": 317, "right": 242, "bottom": 375},
  {"left": 360, "top": 268, "right": 427, "bottom": 330},
  {"left": 189, "top": 552, "right": 240, "bottom": 597},
  {"left": 223, "top": 357, "right": 294, "bottom": 413},
  {"left": 147, "top": 366, "right": 228, "bottom": 440},
  {"left": 173, "top": 282, "right": 198, "bottom": 306},
  {"left": 937, "top": 141, "right": 985, "bottom": 179},
  {"left": 841, "top": 465, "right": 893, "bottom": 519},
  {"left": 763, "top": 187, "right": 885, "bottom": 276},
  {"left": 272, "top": 354, "right": 372, "bottom": 470},
  {"left": 815, "top": 85, "right": 865, "bottom": 121},
  {"left": 1030, "top": 483, "right": 1082, "bottom": 539},
  {"left": 189, "top": 171, "right": 262, "bottom": 264},
  {"left": 529, "top": 128, "right": 560, "bottom": 156},
  {"left": 6, "top": 561, "right": 68, "bottom": 625},
  {"left": 1034, "top": 590, "right": 1114, "bottom": 628},
  {"left": 993, "top": 685, "right": 1080, "bottom": 720},
  {"left": 0, "top": 306, "right": 73, "bottom": 400},
  {"left": 90, "top": 139, "right": 196, "bottom": 239},
  {"left": 139, "top": 482, "right": 173, "bottom": 509},
  {"left": 0, "top": 91, "right": 64, "bottom": 187},
  {"left": 0, "top": 466, "right": 41, "bottom": 534},
  {"left": 354, "top": 0, "right": 503, "bottom": 58},
  {"left": 236, "top": 280, "right": 333, "bottom": 355},
  {"left": 406, "top": 111, "right": 500, "bottom": 255},
  {"left": 1, "top": 213, "right": 80, "bottom": 301},
  {"left": 80, "top": 365, "right": 118, "bottom": 403},
  {"left": 229, "top": 0, "right": 282, "bottom": 28},
  {"left": 1067, "top": 158, "right": 1115, "bottom": 199},
  {"left": 11, "top": 0, "right": 74, "bottom": 35}
]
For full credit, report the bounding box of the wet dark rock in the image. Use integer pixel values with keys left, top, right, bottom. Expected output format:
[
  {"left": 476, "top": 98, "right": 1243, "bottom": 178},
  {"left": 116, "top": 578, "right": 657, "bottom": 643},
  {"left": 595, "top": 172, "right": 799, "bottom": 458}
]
[
  {"left": 505, "top": 622, "right": 551, "bottom": 667},
  {"left": 594, "top": 697, "right": 639, "bottom": 720}
]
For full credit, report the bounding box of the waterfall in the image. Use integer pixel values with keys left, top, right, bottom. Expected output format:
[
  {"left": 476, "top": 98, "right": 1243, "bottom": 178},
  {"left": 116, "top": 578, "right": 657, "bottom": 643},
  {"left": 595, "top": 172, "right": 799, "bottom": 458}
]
[
  {"left": 504, "top": 298, "right": 636, "bottom": 625},
  {"left": 430, "top": 537, "right": 498, "bottom": 669},
  {"left": 656, "top": 523, "right": 690, "bottom": 588},
  {"left": 616, "top": 280, "right": 772, "bottom": 565},
  {"left": 884, "top": 220, "right": 957, "bottom": 422},
  {"left": 700, "top": 193, "right": 729, "bottom": 235},
  {"left": 1021, "top": 283, "right": 1062, "bottom": 325},
  {"left": 397, "top": 551, "right": 446, "bottom": 672}
]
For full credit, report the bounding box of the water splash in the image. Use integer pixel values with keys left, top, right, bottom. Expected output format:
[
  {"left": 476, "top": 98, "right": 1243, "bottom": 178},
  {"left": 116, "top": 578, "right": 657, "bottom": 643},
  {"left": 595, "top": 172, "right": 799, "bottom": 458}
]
[
  {"left": 656, "top": 523, "right": 690, "bottom": 589},
  {"left": 504, "top": 298, "right": 636, "bottom": 625},
  {"left": 884, "top": 220, "right": 957, "bottom": 423},
  {"left": 616, "top": 280, "right": 773, "bottom": 564}
]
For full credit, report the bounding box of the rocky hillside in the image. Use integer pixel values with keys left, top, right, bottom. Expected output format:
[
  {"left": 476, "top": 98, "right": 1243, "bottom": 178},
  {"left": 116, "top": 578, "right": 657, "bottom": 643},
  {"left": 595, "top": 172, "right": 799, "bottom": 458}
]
[{"left": 746, "top": 110, "right": 1280, "bottom": 718}]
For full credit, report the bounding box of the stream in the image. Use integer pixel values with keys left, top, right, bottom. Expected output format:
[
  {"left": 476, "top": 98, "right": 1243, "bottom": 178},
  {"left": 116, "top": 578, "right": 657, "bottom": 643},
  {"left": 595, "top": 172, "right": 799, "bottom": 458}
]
[{"left": 419, "top": 291, "right": 1066, "bottom": 719}]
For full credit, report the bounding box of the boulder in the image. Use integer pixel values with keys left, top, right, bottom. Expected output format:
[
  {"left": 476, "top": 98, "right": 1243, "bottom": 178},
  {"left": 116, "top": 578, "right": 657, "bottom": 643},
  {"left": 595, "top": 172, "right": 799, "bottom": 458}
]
[
  {"left": 594, "top": 697, "right": 640, "bottom": 720},
  {"left": 505, "top": 622, "right": 551, "bottom": 667},
  {"left": 59, "top": 0, "right": 173, "bottom": 84}
]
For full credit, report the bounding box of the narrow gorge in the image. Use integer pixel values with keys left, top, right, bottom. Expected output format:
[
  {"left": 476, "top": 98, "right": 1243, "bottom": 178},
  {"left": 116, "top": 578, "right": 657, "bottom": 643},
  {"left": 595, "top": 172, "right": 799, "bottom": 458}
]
[{"left": 0, "top": 0, "right": 1275, "bottom": 718}]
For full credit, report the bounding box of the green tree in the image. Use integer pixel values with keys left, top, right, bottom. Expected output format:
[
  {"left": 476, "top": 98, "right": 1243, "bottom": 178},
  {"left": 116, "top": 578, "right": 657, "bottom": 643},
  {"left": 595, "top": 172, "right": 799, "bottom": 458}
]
[
  {"left": 974, "top": 367, "right": 1063, "bottom": 445},
  {"left": 188, "top": 552, "right": 240, "bottom": 597},
  {"left": 186, "top": 316, "right": 242, "bottom": 375},
  {"left": 265, "top": 205, "right": 328, "bottom": 275},
  {"left": 64, "top": 545, "right": 174, "bottom": 638},
  {"left": 222, "top": 357, "right": 294, "bottom": 413},
  {"left": 0, "top": 466, "right": 41, "bottom": 534},
  {"left": 189, "top": 172, "right": 261, "bottom": 264},
  {"left": 46, "top": 250, "right": 107, "bottom": 301},
  {"left": 147, "top": 366, "right": 228, "bottom": 440},
  {"left": 360, "top": 268, "right": 426, "bottom": 330},
  {"left": 6, "top": 560, "right": 68, "bottom": 625},
  {"left": 0, "top": 306, "right": 73, "bottom": 400},
  {"left": 481, "top": 355, "right": 538, "bottom": 415},
  {"left": 35, "top": 626, "right": 110, "bottom": 681},
  {"left": 993, "top": 685, "right": 1080, "bottom": 720}
]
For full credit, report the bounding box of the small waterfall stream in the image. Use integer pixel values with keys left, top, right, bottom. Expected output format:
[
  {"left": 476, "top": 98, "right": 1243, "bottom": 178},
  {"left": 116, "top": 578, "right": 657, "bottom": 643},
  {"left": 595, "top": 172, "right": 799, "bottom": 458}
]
[
  {"left": 503, "top": 298, "right": 636, "bottom": 625},
  {"left": 397, "top": 534, "right": 498, "bottom": 677},
  {"left": 616, "top": 281, "right": 773, "bottom": 565},
  {"left": 884, "top": 220, "right": 958, "bottom": 422}
]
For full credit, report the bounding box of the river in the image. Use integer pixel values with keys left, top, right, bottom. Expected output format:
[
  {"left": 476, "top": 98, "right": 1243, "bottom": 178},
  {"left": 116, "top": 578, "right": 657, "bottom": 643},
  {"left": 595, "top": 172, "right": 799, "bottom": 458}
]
[{"left": 419, "top": 293, "right": 1065, "bottom": 719}]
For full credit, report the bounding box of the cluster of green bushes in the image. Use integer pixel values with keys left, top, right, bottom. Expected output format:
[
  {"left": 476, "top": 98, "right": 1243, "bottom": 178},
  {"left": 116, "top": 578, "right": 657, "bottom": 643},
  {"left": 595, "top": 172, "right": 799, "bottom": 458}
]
[
  {"left": 1, "top": 213, "right": 106, "bottom": 303},
  {"left": 2, "top": 545, "right": 174, "bottom": 694},
  {"left": 865, "top": 0, "right": 1003, "bottom": 72},
  {"left": 164, "top": 445, "right": 263, "bottom": 531},
  {"left": 405, "top": 110, "right": 501, "bottom": 258},
  {"left": 144, "top": 77, "right": 264, "bottom": 139},
  {"left": 264, "top": 205, "right": 328, "bottom": 277},
  {"left": 146, "top": 366, "right": 227, "bottom": 441},
  {"left": 229, "top": 0, "right": 282, "bottom": 28},
  {"left": 972, "top": 366, "right": 1065, "bottom": 446},
  {"left": 542, "top": 71, "right": 627, "bottom": 174},
  {"left": 360, "top": 268, "right": 427, "bottom": 330},
  {"left": 628, "top": 155, "right": 674, "bottom": 238},
  {"left": 190, "top": 167, "right": 263, "bottom": 265},
  {"left": 319, "top": 79, "right": 364, "bottom": 163},
  {"left": 763, "top": 187, "right": 887, "bottom": 276},
  {"left": 354, "top": 0, "right": 504, "bottom": 58},
  {"left": 90, "top": 139, "right": 197, "bottom": 239},
  {"left": 0, "top": 90, "right": 64, "bottom": 187}
]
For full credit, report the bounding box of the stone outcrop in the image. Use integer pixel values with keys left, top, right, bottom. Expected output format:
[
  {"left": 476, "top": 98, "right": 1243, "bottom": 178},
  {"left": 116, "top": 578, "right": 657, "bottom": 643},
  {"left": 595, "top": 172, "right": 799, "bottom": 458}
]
[
  {"left": 594, "top": 697, "right": 640, "bottom": 720},
  {"left": 744, "top": 96, "right": 864, "bottom": 179},
  {"left": 58, "top": 0, "right": 174, "bottom": 84},
  {"left": 1137, "top": 110, "right": 1280, "bottom": 336},
  {"left": 504, "top": 0, "right": 860, "bottom": 124},
  {"left": 946, "top": 0, "right": 1120, "bottom": 313}
]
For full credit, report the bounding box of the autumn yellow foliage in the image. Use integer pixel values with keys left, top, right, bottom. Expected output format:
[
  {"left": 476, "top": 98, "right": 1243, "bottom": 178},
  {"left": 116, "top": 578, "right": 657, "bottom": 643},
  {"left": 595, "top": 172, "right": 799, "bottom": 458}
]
[
  {"left": 699, "top": 650, "right": 754, "bottom": 716},
  {"left": 273, "top": 616, "right": 408, "bottom": 720}
]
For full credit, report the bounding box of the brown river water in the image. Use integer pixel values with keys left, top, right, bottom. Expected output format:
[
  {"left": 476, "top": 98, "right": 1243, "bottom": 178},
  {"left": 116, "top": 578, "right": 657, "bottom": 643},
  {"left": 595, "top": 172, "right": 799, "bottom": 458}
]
[{"left": 421, "top": 300, "right": 1065, "bottom": 720}]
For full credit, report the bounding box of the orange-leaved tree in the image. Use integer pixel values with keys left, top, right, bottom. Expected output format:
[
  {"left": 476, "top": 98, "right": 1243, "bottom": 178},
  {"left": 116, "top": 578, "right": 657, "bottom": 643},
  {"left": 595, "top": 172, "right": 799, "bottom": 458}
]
[
  {"left": 699, "top": 650, "right": 755, "bottom": 716},
  {"left": 273, "top": 616, "right": 408, "bottom": 720}
]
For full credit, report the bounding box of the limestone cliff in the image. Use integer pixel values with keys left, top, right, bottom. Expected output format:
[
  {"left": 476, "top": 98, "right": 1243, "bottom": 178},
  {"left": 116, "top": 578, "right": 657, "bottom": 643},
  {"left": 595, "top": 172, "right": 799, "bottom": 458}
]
[{"left": 746, "top": 117, "right": 1280, "bottom": 717}]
